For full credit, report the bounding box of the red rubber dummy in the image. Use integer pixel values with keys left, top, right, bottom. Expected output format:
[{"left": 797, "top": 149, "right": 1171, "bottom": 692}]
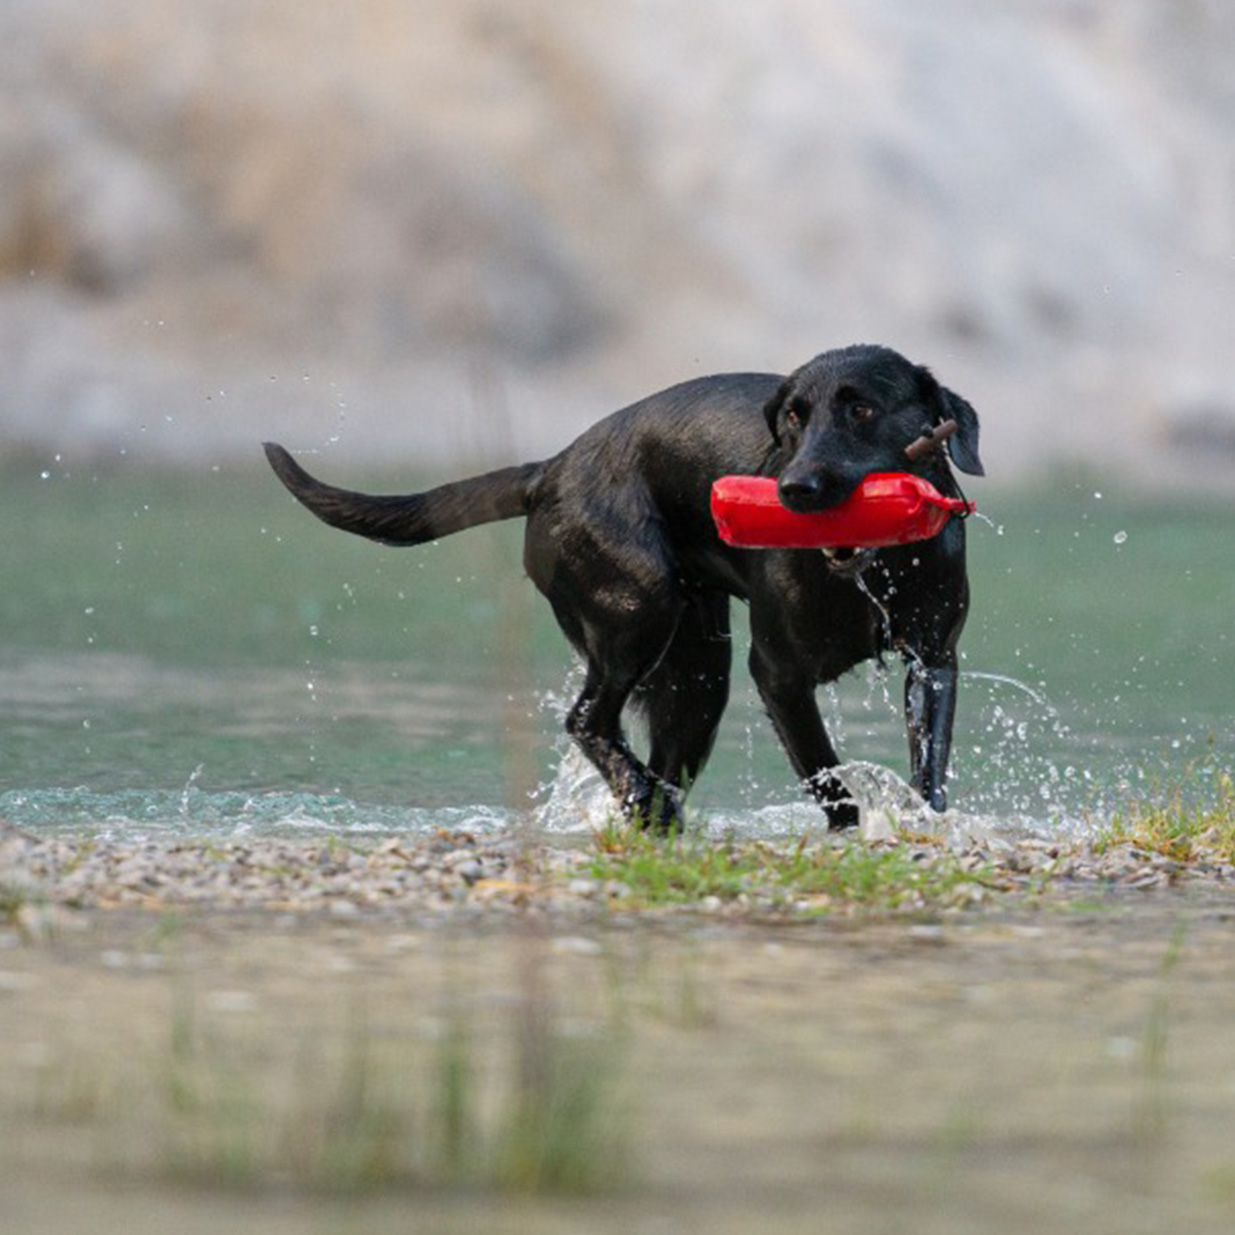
[{"left": 710, "top": 472, "right": 974, "bottom": 550}]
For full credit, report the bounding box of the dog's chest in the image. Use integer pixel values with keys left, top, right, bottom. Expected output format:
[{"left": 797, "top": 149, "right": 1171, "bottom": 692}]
[{"left": 775, "top": 569, "right": 890, "bottom": 680}]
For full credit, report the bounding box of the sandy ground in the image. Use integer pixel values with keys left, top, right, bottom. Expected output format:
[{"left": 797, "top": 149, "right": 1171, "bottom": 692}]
[{"left": 3, "top": 871, "right": 1235, "bottom": 1235}]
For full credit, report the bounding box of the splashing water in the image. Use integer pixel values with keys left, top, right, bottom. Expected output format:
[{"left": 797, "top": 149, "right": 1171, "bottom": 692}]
[
  {"left": 963, "top": 671, "right": 1055, "bottom": 712},
  {"left": 0, "top": 785, "right": 514, "bottom": 843}
]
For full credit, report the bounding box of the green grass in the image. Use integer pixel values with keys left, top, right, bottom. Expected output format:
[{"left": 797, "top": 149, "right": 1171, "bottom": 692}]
[
  {"left": 1133, "top": 919, "right": 1186, "bottom": 1150},
  {"left": 589, "top": 825, "right": 991, "bottom": 915},
  {"left": 1093, "top": 769, "right": 1235, "bottom": 864},
  {"left": 21, "top": 953, "right": 630, "bottom": 1198},
  {"left": 0, "top": 884, "right": 27, "bottom": 925}
]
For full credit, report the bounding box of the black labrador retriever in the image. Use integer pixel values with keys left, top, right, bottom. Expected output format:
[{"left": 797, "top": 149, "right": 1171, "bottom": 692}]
[{"left": 264, "top": 343, "right": 983, "bottom": 830}]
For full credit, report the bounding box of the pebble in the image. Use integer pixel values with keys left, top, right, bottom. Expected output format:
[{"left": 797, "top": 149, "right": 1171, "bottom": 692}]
[
  {"left": 0, "top": 830, "right": 603, "bottom": 919},
  {"left": 0, "top": 824, "right": 1230, "bottom": 922},
  {"left": 553, "top": 936, "right": 604, "bottom": 956}
]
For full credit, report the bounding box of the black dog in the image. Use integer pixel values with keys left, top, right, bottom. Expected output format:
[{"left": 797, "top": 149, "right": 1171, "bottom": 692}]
[{"left": 265, "top": 344, "right": 983, "bottom": 830}]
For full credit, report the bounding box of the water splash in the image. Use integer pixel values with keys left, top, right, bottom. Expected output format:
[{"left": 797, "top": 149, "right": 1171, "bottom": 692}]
[
  {"left": 179, "top": 762, "right": 206, "bottom": 816},
  {"left": 0, "top": 786, "right": 512, "bottom": 842},
  {"left": 533, "top": 744, "right": 615, "bottom": 835},
  {"left": 962, "top": 671, "right": 1057, "bottom": 713}
]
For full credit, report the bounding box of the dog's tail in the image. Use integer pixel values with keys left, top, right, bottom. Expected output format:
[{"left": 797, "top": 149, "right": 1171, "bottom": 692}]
[{"left": 263, "top": 443, "right": 542, "bottom": 546}]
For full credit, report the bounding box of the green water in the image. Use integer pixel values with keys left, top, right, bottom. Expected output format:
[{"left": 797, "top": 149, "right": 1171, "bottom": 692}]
[{"left": 1, "top": 459, "right": 1231, "bottom": 840}]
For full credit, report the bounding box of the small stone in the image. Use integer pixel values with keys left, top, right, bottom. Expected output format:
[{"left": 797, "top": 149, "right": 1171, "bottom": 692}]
[
  {"left": 553, "top": 936, "right": 603, "bottom": 955},
  {"left": 454, "top": 860, "right": 484, "bottom": 886},
  {"left": 206, "top": 989, "right": 258, "bottom": 1014},
  {"left": 860, "top": 811, "right": 898, "bottom": 844}
]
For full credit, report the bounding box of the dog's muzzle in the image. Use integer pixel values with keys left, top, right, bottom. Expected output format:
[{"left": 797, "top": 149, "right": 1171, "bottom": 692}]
[{"left": 820, "top": 546, "right": 875, "bottom": 577}]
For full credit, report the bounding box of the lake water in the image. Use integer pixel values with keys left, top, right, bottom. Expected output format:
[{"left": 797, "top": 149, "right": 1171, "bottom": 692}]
[{"left": 2, "top": 461, "right": 1231, "bottom": 844}]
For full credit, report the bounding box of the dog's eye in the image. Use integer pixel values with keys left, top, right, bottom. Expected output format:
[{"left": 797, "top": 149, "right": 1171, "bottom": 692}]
[
  {"left": 852, "top": 404, "right": 876, "bottom": 423},
  {"left": 785, "top": 398, "right": 810, "bottom": 431}
]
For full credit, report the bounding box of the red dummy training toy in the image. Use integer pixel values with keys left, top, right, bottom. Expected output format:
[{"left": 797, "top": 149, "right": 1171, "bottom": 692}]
[{"left": 711, "top": 420, "right": 974, "bottom": 549}]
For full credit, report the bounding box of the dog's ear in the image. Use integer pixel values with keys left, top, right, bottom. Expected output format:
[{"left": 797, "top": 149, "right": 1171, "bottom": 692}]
[
  {"left": 917, "top": 366, "right": 984, "bottom": 476},
  {"left": 763, "top": 379, "right": 793, "bottom": 446},
  {"left": 937, "top": 386, "right": 984, "bottom": 475}
]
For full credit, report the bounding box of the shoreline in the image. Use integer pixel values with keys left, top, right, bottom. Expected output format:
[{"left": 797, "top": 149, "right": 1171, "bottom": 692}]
[
  {"left": 4, "top": 822, "right": 1231, "bottom": 931},
  {"left": 5, "top": 822, "right": 1235, "bottom": 1235}
]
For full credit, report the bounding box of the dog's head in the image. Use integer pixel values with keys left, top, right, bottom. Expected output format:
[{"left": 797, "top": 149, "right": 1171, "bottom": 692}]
[{"left": 764, "top": 344, "right": 984, "bottom": 513}]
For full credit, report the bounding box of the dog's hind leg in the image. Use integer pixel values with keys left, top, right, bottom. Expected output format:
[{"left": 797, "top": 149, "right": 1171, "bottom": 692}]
[
  {"left": 565, "top": 652, "right": 686, "bottom": 832},
  {"left": 526, "top": 502, "right": 699, "bottom": 831},
  {"left": 549, "top": 591, "right": 694, "bottom": 831},
  {"left": 633, "top": 592, "right": 732, "bottom": 801}
]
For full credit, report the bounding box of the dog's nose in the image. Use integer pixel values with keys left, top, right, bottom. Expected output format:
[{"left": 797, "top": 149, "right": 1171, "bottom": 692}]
[{"left": 777, "top": 472, "right": 827, "bottom": 511}]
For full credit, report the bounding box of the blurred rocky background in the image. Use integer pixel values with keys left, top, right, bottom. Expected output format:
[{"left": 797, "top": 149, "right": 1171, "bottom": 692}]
[{"left": 1, "top": 0, "right": 1233, "bottom": 486}]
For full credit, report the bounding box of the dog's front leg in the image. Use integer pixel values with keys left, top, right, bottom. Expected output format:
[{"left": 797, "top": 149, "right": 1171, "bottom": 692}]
[
  {"left": 749, "top": 646, "right": 858, "bottom": 829},
  {"left": 904, "top": 656, "right": 958, "bottom": 812}
]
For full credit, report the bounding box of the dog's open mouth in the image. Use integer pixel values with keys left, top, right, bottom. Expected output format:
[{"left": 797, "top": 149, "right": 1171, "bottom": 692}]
[{"left": 820, "top": 546, "right": 875, "bottom": 577}]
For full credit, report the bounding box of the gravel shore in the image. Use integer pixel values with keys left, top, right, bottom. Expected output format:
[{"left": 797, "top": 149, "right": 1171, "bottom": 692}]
[
  {"left": 3, "top": 820, "right": 1231, "bottom": 932},
  {"left": 5, "top": 820, "right": 1235, "bottom": 1235}
]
